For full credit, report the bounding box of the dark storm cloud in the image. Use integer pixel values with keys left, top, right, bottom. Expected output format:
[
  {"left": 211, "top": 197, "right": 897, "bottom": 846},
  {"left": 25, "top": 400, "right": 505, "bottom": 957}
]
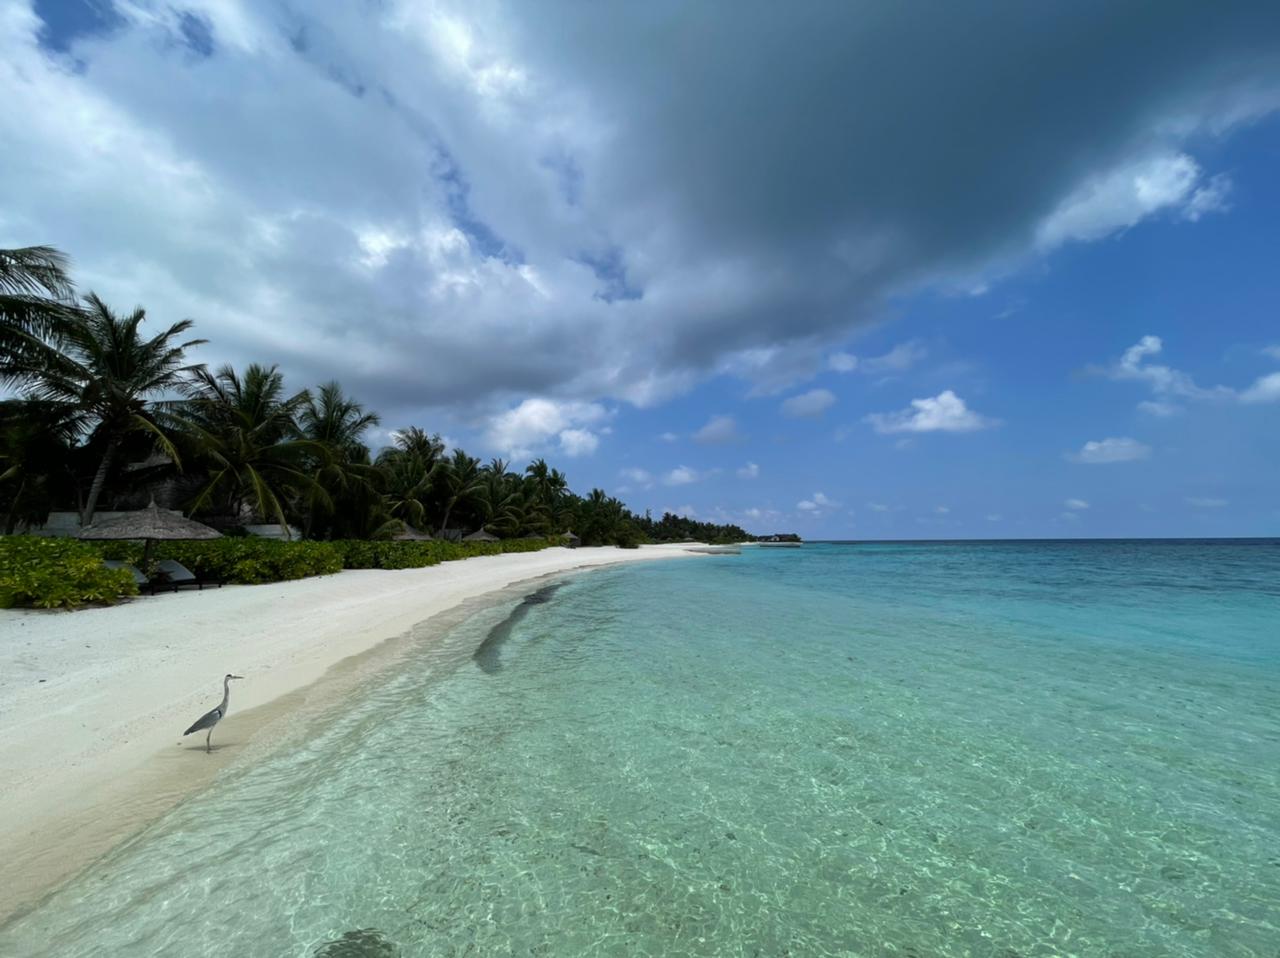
[{"left": 3, "top": 0, "right": 1280, "bottom": 447}]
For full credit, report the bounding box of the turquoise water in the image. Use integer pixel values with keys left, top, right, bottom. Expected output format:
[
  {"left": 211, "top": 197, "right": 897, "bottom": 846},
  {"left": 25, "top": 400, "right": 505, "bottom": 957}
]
[{"left": 3, "top": 540, "right": 1279, "bottom": 957}]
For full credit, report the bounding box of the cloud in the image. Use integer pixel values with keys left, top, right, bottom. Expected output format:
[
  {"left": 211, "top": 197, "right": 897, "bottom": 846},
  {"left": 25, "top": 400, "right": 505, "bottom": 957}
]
[
  {"left": 1069, "top": 437, "right": 1152, "bottom": 464},
  {"left": 558, "top": 428, "right": 598, "bottom": 456},
  {"left": 1263, "top": 345, "right": 1280, "bottom": 361},
  {"left": 1182, "top": 174, "right": 1232, "bottom": 221},
  {"left": 663, "top": 465, "right": 701, "bottom": 486},
  {"left": 1036, "top": 153, "right": 1230, "bottom": 248},
  {"left": 1104, "top": 335, "right": 1230, "bottom": 402},
  {"left": 1186, "top": 496, "right": 1228, "bottom": 508},
  {"left": 736, "top": 462, "right": 759, "bottom": 479},
  {"left": 1100, "top": 335, "right": 1280, "bottom": 409},
  {"left": 859, "top": 341, "right": 928, "bottom": 375},
  {"left": 4, "top": 2, "right": 1277, "bottom": 432},
  {"left": 797, "top": 491, "right": 838, "bottom": 512},
  {"left": 934, "top": 505, "right": 950, "bottom": 515},
  {"left": 865, "top": 390, "right": 996, "bottom": 434},
  {"left": 485, "top": 398, "right": 608, "bottom": 457},
  {"left": 693, "top": 414, "right": 739, "bottom": 444},
  {"left": 658, "top": 431, "right": 679, "bottom": 442},
  {"left": 828, "top": 352, "right": 857, "bottom": 372},
  {"left": 619, "top": 467, "right": 653, "bottom": 488},
  {"left": 1241, "top": 372, "right": 1280, "bottom": 403},
  {"left": 1064, "top": 498, "right": 1090, "bottom": 510},
  {"left": 781, "top": 388, "right": 836, "bottom": 419},
  {"left": 828, "top": 340, "right": 927, "bottom": 377}
]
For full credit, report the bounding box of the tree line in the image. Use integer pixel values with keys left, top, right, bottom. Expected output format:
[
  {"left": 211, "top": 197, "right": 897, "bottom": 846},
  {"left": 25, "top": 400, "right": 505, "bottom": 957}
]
[{"left": 0, "top": 246, "right": 750, "bottom": 545}]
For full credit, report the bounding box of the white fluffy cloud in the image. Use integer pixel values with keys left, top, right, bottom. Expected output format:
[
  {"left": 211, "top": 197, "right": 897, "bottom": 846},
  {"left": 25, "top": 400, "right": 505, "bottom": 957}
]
[
  {"left": 1065, "top": 498, "right": 1090, "bottom": 510},
  {"left": 1241, "top": 372, "right": 1280, "bottom": 404},
  {"left": 1107, "top": 335, "right": 1229, "bottom": 402},
  {"left": 693, "top": 414, "right": 740, "bottom": 444},
  {"left": 797, "top": 491, "right": 838, "bottom": 512},
  {"left": 1100, "top": 335, "right": 1280, "bottom": 410},
  {"left": 485, "top": 398, "right": 608, "bottom": 457},
  {"left": 736, "top": 462, "right": 759, "bottom": 479},
  {"left": 558, "top": 428, "right": 598, "bottom": 457},
  {"left": 864, "top": 390, "right": 996, "bottom": 434},
  {"left": 1036, "top": 153, "right": 1229, "bottom": 248},
  {"left": 828, "top": 352, "right": 857, "bottom": 372},
  {"left": 781, "top": 388, "right": 836, "bottom": 419},
  {"left": 1069, "top": 437, "right": 1152, "bottom": 464},
  {"left": 663, "top": 466, "right": 701, "bottom": 486}
]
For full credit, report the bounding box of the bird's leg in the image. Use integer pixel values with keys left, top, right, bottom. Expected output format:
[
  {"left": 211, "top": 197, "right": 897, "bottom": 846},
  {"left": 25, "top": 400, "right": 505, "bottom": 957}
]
[{"left": 206, "top": 728, "right": 213, "bottom": 753}]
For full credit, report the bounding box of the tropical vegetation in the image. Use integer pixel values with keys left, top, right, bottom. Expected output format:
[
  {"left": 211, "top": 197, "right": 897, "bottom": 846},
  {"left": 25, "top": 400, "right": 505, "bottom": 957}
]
[{"left": 0, "top": 244, "right": 750, "bottom": 587}]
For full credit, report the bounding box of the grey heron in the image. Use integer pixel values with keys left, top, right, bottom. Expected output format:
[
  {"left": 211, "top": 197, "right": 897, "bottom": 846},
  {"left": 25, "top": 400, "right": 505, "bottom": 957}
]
[{"left": 183, "top": 674, "right": 243, "bottom": 752}]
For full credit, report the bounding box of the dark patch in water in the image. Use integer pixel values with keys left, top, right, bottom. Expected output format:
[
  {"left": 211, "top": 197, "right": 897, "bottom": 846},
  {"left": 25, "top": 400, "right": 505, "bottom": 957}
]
[
  {"left": 473, "top": 583, "right": 563, "bottom": 673},
  {"left": 313, "top": 928, "right": 399, "bottom": 957}
]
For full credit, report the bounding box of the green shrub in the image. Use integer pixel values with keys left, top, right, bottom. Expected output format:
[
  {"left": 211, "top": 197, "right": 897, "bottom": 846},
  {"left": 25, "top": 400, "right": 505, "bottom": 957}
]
[
  {"left": 0, "top": 533, "right": 560, "bottom": 610},
  {"left": 0, "top": 536, "right": 138, "bottom": 609},
  {"left": 96, "top": 537, "right": 343, "bottom": 584},
  {"left": 333, "top": 536, "right": 557, "bottom": 569},
  {"left": 162, "top": 539, "right": 344, "bottom": 584}
]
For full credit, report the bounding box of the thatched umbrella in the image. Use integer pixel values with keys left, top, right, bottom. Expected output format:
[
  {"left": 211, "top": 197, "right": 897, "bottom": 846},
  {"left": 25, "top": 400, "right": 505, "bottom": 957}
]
[
  {"left": 463, "top": 528, "right": 499, "bottom": 542},
  {"left": 78, "top": 499, "right": 221, "bottom": 565},
  {"left": 393, "top": 523, "right": 435, "bottom": 541}
]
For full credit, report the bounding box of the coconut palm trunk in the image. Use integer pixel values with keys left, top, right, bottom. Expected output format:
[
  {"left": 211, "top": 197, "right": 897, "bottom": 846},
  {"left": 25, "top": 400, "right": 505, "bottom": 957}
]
[{"left": 82, "top": 434, "right": 120, "bottom": 525}]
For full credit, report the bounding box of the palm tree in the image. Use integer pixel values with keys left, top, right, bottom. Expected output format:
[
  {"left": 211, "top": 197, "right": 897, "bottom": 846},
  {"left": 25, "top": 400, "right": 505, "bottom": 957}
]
[
  {"left": 0, "top": 400, "right": 79, "bottom": 534},
  {"left": 22, "top": 293, "right": 205, "bottom": 524},
  {"left": 387, "top": 426, "right": 445, "bottom": 465},
  {"left": 179, "top": 363, "right": 317, "bottom": 534},
  {"left": 430, "top": 448, "right": 486, "bottom": 536},
  {"left": 375, "top": 427, "right": 446, "bottom": 532},
  {"left": 297, "top": 381, "right": 381, "bottom": 537},
  {"left": 0, "top": 245, "right": 77, "bottom": 379}
]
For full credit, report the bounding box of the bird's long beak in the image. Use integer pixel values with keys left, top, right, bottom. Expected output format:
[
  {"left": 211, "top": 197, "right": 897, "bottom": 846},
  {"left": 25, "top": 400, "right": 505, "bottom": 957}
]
[{"left": 230, "top": 674, "right": 245, "bottom": 680}]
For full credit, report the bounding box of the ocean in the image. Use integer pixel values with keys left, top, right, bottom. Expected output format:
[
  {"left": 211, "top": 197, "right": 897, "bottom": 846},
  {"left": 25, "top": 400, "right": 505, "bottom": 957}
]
[{"left": 2, "top": 540, "right": 1277, "bottom": 957}]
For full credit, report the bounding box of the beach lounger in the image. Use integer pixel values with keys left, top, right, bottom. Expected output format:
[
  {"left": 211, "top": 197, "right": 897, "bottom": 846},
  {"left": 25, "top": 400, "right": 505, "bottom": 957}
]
[
  {"left": 154, "top": 559, "right": 221, "bottom": 591},
  {"left": 103, "top": 559, "right": 152, "bottom": 594}
]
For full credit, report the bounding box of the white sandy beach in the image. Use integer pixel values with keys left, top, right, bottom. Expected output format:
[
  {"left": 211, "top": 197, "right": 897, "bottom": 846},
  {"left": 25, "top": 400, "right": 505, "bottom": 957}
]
[{"left": 0, "top": 543, "right": 698, "bottom": 921}]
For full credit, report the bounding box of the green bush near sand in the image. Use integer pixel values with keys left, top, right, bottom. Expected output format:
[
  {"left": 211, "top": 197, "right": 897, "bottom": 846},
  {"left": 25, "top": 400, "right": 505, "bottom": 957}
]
[
  {"left": 334, "top": 536, "right": 557, "bottom": 569},
  {"left": 0, "top": 535, "right": 562, "bottom": 608},
  {"left": 0, "top": 536, "right": 138, "bottom": 609},
  {"left": 99, "top": 538, "right": 346, "bottom": 585}
]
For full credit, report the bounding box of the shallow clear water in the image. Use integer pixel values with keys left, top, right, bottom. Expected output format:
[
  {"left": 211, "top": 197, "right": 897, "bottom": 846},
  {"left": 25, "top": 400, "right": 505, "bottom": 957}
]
[{"left": 4, "top": 540, "right": 1279, "bottom": 957}]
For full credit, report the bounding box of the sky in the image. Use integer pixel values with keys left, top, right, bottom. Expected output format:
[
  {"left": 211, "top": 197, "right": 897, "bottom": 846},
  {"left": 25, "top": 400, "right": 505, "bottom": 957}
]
[{"left": 3, "top": 0, "right": 1279, "bottom": 538}]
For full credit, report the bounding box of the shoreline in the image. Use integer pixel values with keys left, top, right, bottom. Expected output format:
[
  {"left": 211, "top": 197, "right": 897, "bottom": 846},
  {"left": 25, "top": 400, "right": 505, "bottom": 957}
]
[{"left": 0, "top": 543, "right": 701, "bottom": 922}]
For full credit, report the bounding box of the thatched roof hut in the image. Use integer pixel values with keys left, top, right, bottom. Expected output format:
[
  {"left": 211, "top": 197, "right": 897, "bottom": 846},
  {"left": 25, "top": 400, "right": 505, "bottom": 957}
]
[
  {"left": 393, "top": 524, "right": 435, "bottom": 541},
  {"left": 77, "top": 501, "right": 222, "bottom": 543},
  {"left": 561, "top": 531, "right": 581, "bottom": 548},
  {"left": 77, "top": 500, "right": 221, "bottom": 563},
  {"left": 463, "top": 528, "right": 500, "bottom": 542}
]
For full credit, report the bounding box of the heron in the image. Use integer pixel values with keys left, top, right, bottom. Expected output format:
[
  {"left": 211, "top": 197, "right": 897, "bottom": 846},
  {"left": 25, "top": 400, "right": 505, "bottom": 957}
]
[{"left": 183, "top": 673, "right": 244, "bottom": 753}]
